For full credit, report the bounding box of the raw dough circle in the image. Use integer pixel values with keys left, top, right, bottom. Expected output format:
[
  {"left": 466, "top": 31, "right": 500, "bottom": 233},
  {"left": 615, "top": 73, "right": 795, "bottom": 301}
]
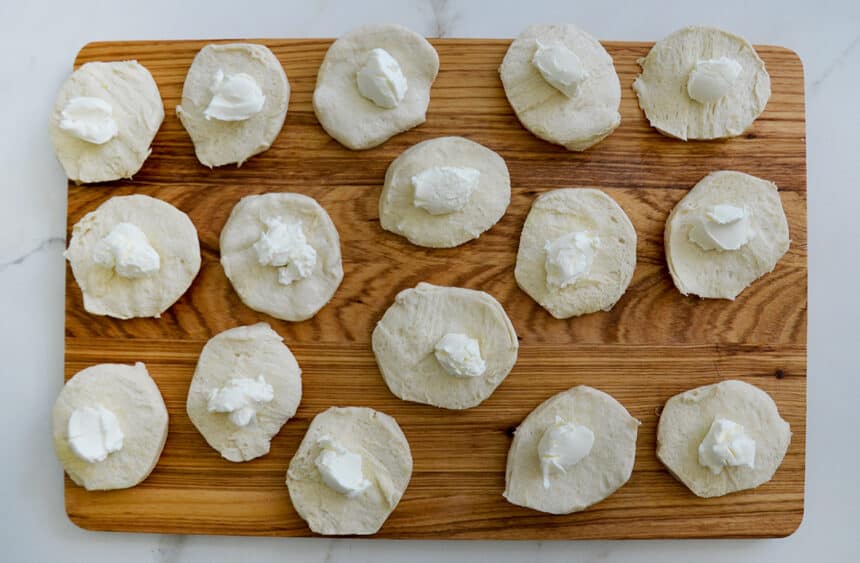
[
  {"left": 372, "top": 282, "right": 519, "bottom": 410},
  {"left": 657, "top": 380, "right": 791, "bottom": 498},
  {"left": 52, "top": 362, "right": 168, "bottom": 491},
  {"left": 220, "top": 192, "right": 344, "bottom": 322},
  {"left": 665, "top": 170, "right": 789, "bottom": 299},
  {"left": 186, "top": 323, "right": 302, "bottom": 462},
  {"left": 503, "top": 385, "right": 640, "bottom": 514},
  {"left": 49, "top": 61, "right": 164, "bottom": 183},
  {"left": 633, "top": 26, "right": 771, "bottom": 140},
  {"left": 500, "top": 24, "right": 622, "bottom": 151},
  {"left": 379, "top": 136, "right": 511, "bottom": 248},
  {"left": 313, "top": 24, "right": 440, "bottom": 150},
  {"left": 177, "top": 43, "right": 290, "bottom": 167},
  {"left": 515, "top": 188, "right": 637, "bottom": 319},
  {"left": 286, "top": 406, "right": 412, "bottom": 535},
  {"left": 65, "top": 194, "right": 201, "bottom": 319}
]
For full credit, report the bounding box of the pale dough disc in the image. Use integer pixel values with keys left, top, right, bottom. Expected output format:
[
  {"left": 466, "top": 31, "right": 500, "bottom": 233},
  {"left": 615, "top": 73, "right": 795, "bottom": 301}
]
[
  {"left": 313, "top": 24, "right": 440, "bottom": 150},
  {"left": 372, "top": 282, "right": 519, "bottom": 410},
  {"left": 220, "top": 192, "right": 343, "bottom": 321},
  {"left": 633, "top": 26, "right": 771, "bottom": 140},
  {"left": 186, "top": 323, "right": 302, "bottom": 462},
  {"left": 657, "top": 380, "right": 791, "bottom": 498},
  {"left": 499, "top": 24, "right": 622, "bottom": 151},
  {"left": 504, "top": 386, "right": 640, "bottom": 514},
  {"left": 52, "top": 362, "right": 168, "bottom": 491},
  {"left": 286, "top": 406, "right": 412, "bottom": 535},
  {"left": 665, "top": 170, "right": 789, "bottom": 299},
  {"left": 378, "top": 136, "right": 511, "bottom": 248},
  {"left": 176, "top": 43, "right": 290, "bottom": 167},
  {"left": 65, "top": 194, "right": 201, "bottom": 319},
  {"left": 49, "top": 61, "right": 164, "bottom": 183},
  {"left": 515, "top": 188, "right": 637, "bottom": 319}
]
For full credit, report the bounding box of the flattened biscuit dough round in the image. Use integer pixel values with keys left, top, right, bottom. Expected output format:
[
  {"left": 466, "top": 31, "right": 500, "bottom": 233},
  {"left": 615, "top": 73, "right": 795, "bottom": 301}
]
[
  {"left": 372, "top": 282, "right": 519, "bottom": 410},
  {"left": 65, "top": 194, "right": 201, "bottom": 319},
  {"left": 286, "top": 406, "right": 412, "bottom": 535},
  {"left": 504, "top": 386, "right": 640, "bottom": 514},
  {"left": 515, "top": 188, "right": 637, "bottom": 319},
  {"left": 500, "top": 24, "right": 622, "bottom": 151},
  {"left": 52, "top": 362, "right": 168, "bottom": 491},
  {"left": 657, "top": 380, "right": 791, "bottom": 498},
  {"left": 665, "top": 171, "right": 789, "bottom": 300},
  {"left": 49, "top": 61, "right": 164, "bottom": 183},
  {"left": 313, "top": 24, "right": 439, "bottom": 150},
  {"left": 186, "top": 323, "right": 302, "bottom": 462},
  {"left": 379, "top": 136, "right": 511, "bottom": 248},
  {"left": 177, "top": 43, "right": 290, "bottom": 167}
]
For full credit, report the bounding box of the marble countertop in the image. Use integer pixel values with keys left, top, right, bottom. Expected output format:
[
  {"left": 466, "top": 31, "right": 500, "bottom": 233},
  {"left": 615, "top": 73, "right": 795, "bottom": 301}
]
[{"left": 2, "top": 0, "right": 857, "bottom": 561}]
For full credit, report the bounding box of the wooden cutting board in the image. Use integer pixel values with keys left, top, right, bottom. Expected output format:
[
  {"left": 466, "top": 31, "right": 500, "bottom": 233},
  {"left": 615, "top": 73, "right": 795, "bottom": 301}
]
[{"left": 64, "top": 38, "right": 807, "bottom": 539}]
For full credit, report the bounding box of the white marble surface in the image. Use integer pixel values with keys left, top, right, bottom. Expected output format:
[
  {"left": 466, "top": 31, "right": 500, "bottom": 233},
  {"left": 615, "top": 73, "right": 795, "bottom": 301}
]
[{"left": 1, "top": 0, "right": 857, "bottom": 560}]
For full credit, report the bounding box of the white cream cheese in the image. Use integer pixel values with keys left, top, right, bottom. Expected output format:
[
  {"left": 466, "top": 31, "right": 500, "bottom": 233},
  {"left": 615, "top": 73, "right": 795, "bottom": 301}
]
[
  {"left": 538, "top": 416, "right": 594, "bottom": 488},
  {"left": 92, "top": 222, "right": 160, "bottom": 279},
  {"left": 67, "top": 405, "right": 124, "bottom": 463},
  {"left": 544, "top": 231, "right": 599, "bottom": 289},
  {"left": 356, "top": 48, "right": 408, "bottom": 109},
  {"left": 698, "top": 417, "right": 756, "bottom": 475},
  {"left": 531, "top": 41, "right": 590, "bottom": 98},
  {"left": 412, "top": 166, "right": 480, "bottom": 215},
  {"left": 434, "top": 333, "right": 486, "bottom": 378},
  {"left": 253, "top": 216, "right": 317, "bottom": 286},
  {"left": 315, "top": 435, "right": 371, "bottom": 497},
  {"left": 687, "top": 57, "right": 743, "bottom": 104},
  {"left": 688, "top": 204, "right": 755, "bottom": 251},
  {"left": 59, "top": 97, "right": 119, "bottom": 144},
  {"left": 203, "top": 69, "right": 266, "bottom": 121},
  {"left": 207, "top": 375, "right": 274, "bottom": 427}
]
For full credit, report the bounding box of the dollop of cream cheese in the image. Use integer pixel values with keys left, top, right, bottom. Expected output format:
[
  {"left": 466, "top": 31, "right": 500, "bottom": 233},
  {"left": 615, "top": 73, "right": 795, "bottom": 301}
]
[
  {"left": 253, "top": 216, "right": 317, "bottom": 286},
  {"left": 92, "top": 222, "right": 160, "bottom": 279},
  {"left": 315, "top": 435, "right": 372, "bottom": 497},
  {"left": 412, "top": 166, "right": 481, "bottom": 215},
  {"left": 59, "top": 97, "right": 119, "bottom": 144},
  {"left": 67, "top": 405, "right": 124, "bottom": 463},
  {"left": 531, "top": 40, "right": 590, "bottom": 98},
  {"left": 544, "top": 231, "right": 599, "bottom": 289},
  {"left": 207, "top": 375, "right": 274, "bottom": 427},
  {"left": 203, "top": 69, "right": 266, "bottom": 121},
  {"left": 538, "top": 416, "right": 594, "bottom": 489},
  {"left": 698, "top": 417, "right": 756, "bottom": 475},
  {"left": 434, "top": 333, "right": 486, "bottom": 378},
  {"left": 687, "top": 57, "right": 743, "bottom": 104},
  {"left": 356, "top": 48, "right": 408, "bottom": 109},
  {"left": 688, "top": 204, "right": 755, "bottom": 251}
]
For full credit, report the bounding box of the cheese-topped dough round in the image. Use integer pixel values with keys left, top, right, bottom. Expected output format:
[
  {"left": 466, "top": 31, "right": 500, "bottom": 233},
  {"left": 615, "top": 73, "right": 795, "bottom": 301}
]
[
  {"left": 65, "top": 194, "right": 201, "bottom": 319},
  {"left": 372, "top": 282, "right": 518, "bottom": 410},
  {"left": 500, "top": 24, "right": 622, "bottom": 151},
  {"left": 633, "top": 26, "right": 771, "bottom": 140},
  {"left": 177, "top": 43, "right": 290, "bottom": 167},
  {"left": 313, "top": 24, "right": 440, "bottom": 150},
  {"left": 515, "top": 188, "right": 637, "bottom": 319},
  {"left": 504, "top": 386, "right": 640, "bottom": 514},
  {"left": 49, "top": 61, "right": 164, "bottom": 183},
  {"left": 286, "top": 406, "right": 412, "bottom": 535},
  {"left": 379, "top": 136, "right": 511, "bottom": 248},
  {"left": 665, "top": 171, "right": 789, "bottom": 300},
  {"left": 657, "top": 380, "right": 791, "bottom": 498},
  {"left": 220, "top": 192, "right": 343, "bottom": 322},
  {"left": 52, "top": 362, "right": 168, "bottom": 491},
  {"left": 186, "top": 323, "right": 302, "bottom": 462}
]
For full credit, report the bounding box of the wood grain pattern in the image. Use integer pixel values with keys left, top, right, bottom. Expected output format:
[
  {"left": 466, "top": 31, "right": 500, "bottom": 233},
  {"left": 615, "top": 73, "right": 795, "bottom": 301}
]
[{"left": 64, "top": 38, "right": 806, "bottom": 539}]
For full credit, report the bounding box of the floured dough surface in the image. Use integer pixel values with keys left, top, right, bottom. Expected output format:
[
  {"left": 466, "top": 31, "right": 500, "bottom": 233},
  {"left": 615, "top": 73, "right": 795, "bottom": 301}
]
[
  {"left": 65, "top": 194, "right": 201, "bottom": 319},
  {"left": 372, "top": 282, "right": 519, "bottom": 410},
  {"left": 313, "top": 24, "right": 439, "bottom": 150},
  {"left": 287, "top": 406, "right": 412, "bottom": 535},
  {"left": 500, "top": 24, "right": 621, "bottom": 151},
  {"left": 177, "top": 43, "right": 290, "bottom": 167},
  {"left": 49, "top": 61, "right": 164, "bottom": 183},
  {"left": 52, "top": 362, "right": 168, "bottom": 491},
  {"left": 504, "top": 386, "right": 640, "bottom": 514}
]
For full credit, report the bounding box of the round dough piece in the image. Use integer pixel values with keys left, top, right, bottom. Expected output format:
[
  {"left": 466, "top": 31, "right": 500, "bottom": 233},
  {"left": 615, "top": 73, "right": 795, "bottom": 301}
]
[
  {"left": 499, "top": 24, "right": 622, "bottom": 151},
  {"left": 220, "top": 192, "right": 343, "bottom": 322},
  {"left": 186, "top": 323, "right": 302, "bottom": 462},
  {"left": 633, "top": 26, "right": 771, "bottom": 140},
  {"left": 504, "top": 386, "right": 640, "bottom": 514},
  {"left": 65, "top": 194, "right": 201, "bottom": 319},
  {"left": 372, "top": 282, "right": 519, "bottom": 410},
  {"left": 286, "top": 406, "right": 412, "bottom": 535},
  {"left": 176, "top": 43, "right": 290, "bottom": 167},
  {"left": 379, "top": 136, "right": 511, "bottom": 248},
  {"left": 665, "top": 170, "right": 789, "bottom": 300},
  {"left": 313, "top": 24, "right": 440, "bottom": 150},
  {"left": 52, "top": 362, "right": 168, "bottom": 491},
  {"left": 657, "top": 380, "right": 791, "bottom": 498},
  {"left": 49, "top": 61, "right": 164, "bottom": 183},
  {"left": 515, "top": 188, "right": 637, "bottom": 319}
]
